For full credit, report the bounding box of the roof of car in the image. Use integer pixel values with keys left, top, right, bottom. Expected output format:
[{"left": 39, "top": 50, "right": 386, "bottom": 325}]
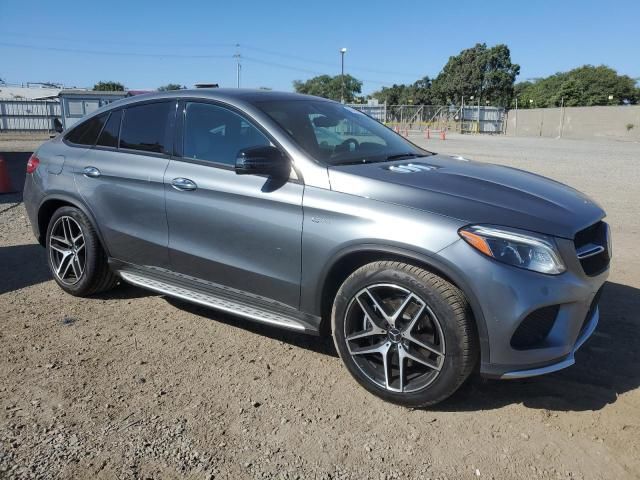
[
  {"left": 77, "top": 88, "right": 335, "bottom": 121},
  {"left": 124, "top": 88, "right": 329, "bottom": 104}
]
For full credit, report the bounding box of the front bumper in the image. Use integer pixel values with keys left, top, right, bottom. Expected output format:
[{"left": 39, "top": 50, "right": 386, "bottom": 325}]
[
  {"left": 437, "top": 237, "right": 608, "bottom": 379},
  {"left": 499, "top": 305, "right": 598, "bottom": 379}
]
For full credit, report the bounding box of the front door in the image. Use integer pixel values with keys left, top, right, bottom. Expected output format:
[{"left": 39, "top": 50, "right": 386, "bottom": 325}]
[{"left": 164, "top": 101, "right": 304, "bottom": 308}]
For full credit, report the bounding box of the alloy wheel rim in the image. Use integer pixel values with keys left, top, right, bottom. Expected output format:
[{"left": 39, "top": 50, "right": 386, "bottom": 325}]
[
  {"left": 344, "top": 283, "right": 446, "bottom": 393},
  {"left": 49, "top": 216, "right": 86, "bottom": 285}
]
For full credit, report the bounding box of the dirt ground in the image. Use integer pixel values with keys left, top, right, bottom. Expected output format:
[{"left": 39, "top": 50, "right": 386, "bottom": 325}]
[{"left": 1, "top": 134, "right": 639, "bottom": 480}]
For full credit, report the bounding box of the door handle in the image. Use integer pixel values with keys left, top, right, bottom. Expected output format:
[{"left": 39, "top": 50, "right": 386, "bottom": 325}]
[
  {"left": 171, "top": 177, "right": 197, "bottom": 191},
  {"left": 82, "top": 166, "right": 101, "bottom": 178}
]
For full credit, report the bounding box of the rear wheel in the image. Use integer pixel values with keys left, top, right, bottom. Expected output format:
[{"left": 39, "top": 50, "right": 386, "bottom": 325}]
[
  {"left": 331, "top": 261, "right": 478, "bottom": 407},
  {"left": 46, "top": 206, "right": 118, "bottom": 296}
]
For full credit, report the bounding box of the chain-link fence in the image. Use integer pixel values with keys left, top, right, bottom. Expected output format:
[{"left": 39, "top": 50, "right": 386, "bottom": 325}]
[{"left": 348, "top": 103, "right": 506, "bottom": 134}]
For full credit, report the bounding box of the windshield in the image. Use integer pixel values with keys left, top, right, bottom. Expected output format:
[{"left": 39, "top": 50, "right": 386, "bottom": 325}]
[{"left": 255, "top": 100, "right": 431, "bottom": 166}]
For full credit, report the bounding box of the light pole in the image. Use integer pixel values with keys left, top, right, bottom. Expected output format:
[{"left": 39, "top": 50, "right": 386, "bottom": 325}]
[
  {"left": 234, "top": 43, "right": 241, "bottom": 88},
  {"left": 340, "top": 47, "right": 347, "bottom": 103}
]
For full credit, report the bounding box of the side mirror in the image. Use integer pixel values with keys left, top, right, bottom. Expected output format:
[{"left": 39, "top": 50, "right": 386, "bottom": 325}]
[
  {"left": 53, "top": 118, "right": 63, "bottom": 133},
  {"left": 235, "top": 146, "right": 290, "bottom": 177}
]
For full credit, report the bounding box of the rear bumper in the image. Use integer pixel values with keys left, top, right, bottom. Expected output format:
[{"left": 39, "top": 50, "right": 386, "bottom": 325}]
[{"left": 22, "top": 173, "right": 42, "bottom": 242}]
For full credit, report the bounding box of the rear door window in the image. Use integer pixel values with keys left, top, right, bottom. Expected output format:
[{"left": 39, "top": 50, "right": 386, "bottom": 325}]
[
  {"left": 96, "top": 110, "right": 122, "bottom": 148},
  {"left": 65, "top": 113, "right": 108, "bottom": 146},
  {"left": 119, "top": 102, "right": 173, "bottom": 154}
]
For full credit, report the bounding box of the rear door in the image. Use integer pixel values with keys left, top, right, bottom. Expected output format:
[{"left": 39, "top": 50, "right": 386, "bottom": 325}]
[
  {"left": 164, "top": 100, "right": 304, "bottom": 308},
  {"left": 74, "top": 100, "right": 176, "bottom": 267}
]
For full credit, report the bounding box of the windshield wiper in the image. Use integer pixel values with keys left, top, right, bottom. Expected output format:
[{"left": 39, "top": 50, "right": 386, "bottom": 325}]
[
  {"left": 385, "top": 152, "right": 423, "bottom": 161},
  {"left": 333, "top": 158, "right": 375, "bottom": 166},
  {"left": 333, "top": 152, "right": 426, "bottom": 166}
]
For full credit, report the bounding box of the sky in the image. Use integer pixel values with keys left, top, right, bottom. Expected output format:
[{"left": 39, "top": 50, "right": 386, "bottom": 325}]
[{"left": 1, "top": 0, "right": 638, "bottom": 94}]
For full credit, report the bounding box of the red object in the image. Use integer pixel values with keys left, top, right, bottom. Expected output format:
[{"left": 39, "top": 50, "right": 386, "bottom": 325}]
[
  {"left": 0, "top": 156, "right": 13, "bottom": 193},
  {"left": 440, "top": 130, "right": 446, "bottom": 140},
  {"left": 26, "top": 154, "right": 40, "bottom": 174}
]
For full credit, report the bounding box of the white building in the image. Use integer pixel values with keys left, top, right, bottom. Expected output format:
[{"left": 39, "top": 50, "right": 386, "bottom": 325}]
[{"left": 0, "top": 83, "right": 64, "bottom": 100}]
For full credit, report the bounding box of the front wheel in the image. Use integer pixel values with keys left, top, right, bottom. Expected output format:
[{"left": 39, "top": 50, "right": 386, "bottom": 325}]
[{"left": 331, "top": 261, "right": 478, "bottom": 407}]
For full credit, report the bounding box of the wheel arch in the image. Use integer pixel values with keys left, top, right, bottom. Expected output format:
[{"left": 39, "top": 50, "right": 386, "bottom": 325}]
[
  {"left": 37, "top": 194, "right": 109, "bottom": 255},
  {"left": 316, "top": 244, "right": 490, "bottom": 364}
]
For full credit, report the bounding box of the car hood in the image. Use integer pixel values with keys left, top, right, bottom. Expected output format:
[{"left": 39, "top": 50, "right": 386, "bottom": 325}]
[{"left": 327, "top": 154, "right": 605, "bottom": 239}]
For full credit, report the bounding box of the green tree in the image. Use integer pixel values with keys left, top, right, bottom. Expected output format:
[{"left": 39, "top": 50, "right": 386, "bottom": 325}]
[
  {"left": 373, "top": 77, "right": 433, "bottom": 105},
  {"left": 514, "top": 65, "right": 638, "bottom": 108},
  {"left": 372, "top": 83, "right": 409, "bottom": 105},
  {"left": 409, "top": 77, "right": 433, "bottom": 104},
  {"left": 293, "top": 74, "right": 362, "bottom": 102},
  {"left": 158, "top": 83, "right": 186, "bottom": 91},
  {"left": 93, "top": 81, "right": 125, "bottom": 92},
  {"left": 371, "top": 77, "right": 433, "bottom": 105},
  {"left": 431, "top": 43, "right": 520, "bottom": 107}
]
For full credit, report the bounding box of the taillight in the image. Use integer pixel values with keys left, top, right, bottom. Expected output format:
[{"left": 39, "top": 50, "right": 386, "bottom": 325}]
[{"left": 26, "top": 154, "right": 39, "bottom": 174}]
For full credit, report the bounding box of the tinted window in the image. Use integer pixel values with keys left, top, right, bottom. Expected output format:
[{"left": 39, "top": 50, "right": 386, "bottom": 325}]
[
  {"left": 256, "top": 100, "right": 428, "bottom": 166},
  {"left": 183, "top": 102, "right": 270, "bottom": 166},
  {"left": 66, "top": 113, "right": 108, "bottom": 146},
  {"left": 119, "top": 102, "right": 173, "bottom": 154},
  {"left": 96, "top": 110, "right": 122, "bottom": 148}
]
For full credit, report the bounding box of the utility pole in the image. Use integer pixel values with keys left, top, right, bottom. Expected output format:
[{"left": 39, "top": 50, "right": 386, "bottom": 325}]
[
  {"left": 234, "top": 44, "right": 241, "bottom": 88},
  {"left": 515, "top": 97, "right": 518, "bottom": 136},
  {"left": 559, "top": 96, "right": 565, "bottom": 138},
  {"left": 340, "top": 47, "right": 347, "bottom": 103},
  {"left": 461, "top": 96, "right": 464, "bottom": 134}
]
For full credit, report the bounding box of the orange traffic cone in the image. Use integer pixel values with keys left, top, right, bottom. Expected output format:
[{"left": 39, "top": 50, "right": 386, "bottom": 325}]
[{"left": 0, "top": 156, "right": 13, "bottom": 193}]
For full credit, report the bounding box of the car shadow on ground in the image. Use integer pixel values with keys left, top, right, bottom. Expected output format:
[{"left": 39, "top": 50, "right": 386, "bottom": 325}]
[
  {"left": 438, "top": 281, "right": 640, "bottom": 412},
  {"left": 0, "top": 242, "right": 154, "bottom": 299},
  {"left": 0, "top": 192, "right": 23, "bottom": 207},
  {"left": 0, "top": 243, "right": 50, "bottom": 294},
  {"left": 164, "top": 297, "right": 339, "bottom": 358},
  {"left": 165, "top": 281, "right": 639, "bottom": 412},
  {"left": 92, "top": 281, "right": 158, "bottom": 301}
]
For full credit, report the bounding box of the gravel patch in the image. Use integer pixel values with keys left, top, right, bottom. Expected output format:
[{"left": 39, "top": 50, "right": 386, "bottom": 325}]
[{"left": 1, "top": 135, "right": 639, "bottom": 479}]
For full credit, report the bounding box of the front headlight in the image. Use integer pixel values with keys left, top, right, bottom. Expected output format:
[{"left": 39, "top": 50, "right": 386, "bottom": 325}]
[{"left": 458, "top": 225, "right": 566, "bottom": 275}]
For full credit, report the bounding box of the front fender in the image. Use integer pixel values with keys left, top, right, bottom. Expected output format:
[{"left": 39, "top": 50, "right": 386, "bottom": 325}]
[{"left": 304, "top": 241, "right": 490, "bottom": 366}]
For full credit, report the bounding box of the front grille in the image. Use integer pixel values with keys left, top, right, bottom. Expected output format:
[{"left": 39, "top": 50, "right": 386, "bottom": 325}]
[
  {"left": 574, "top": 221, "right": 610, "bottom": 276},
  {"left": 510, "top": 305, "right": 559, "bottom": 350}
]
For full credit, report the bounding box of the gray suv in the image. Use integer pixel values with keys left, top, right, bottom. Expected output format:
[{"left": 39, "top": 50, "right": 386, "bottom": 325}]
[{"left": 23, "top": 90, "right": 611, "bottom": 406}]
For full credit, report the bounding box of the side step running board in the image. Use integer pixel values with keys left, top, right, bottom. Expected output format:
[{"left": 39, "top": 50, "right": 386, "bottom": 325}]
[{"left": 119, "top": 270, "right": 318, "bottom": 334}]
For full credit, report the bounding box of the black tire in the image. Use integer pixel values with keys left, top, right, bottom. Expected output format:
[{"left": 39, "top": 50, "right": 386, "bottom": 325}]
[
  {"left": 46, "top": 206, "right": 118, "bottom": 296},
  {"left": 331, "top": 261, "right": 478, "bottom": 407}
]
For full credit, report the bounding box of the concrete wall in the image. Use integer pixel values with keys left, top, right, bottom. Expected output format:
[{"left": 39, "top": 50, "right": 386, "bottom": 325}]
[{"left": 505, "top": 105, "right": 640, "bottom": 141}]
